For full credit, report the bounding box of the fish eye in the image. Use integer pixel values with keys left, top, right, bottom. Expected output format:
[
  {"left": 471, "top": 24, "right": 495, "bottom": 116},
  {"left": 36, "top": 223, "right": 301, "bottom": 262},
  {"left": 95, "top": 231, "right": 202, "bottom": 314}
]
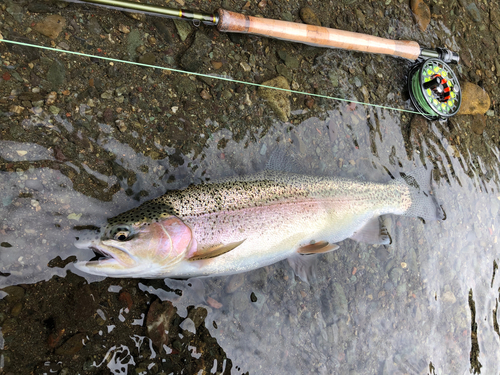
[{"left": 114, "top": 231, "right": 130, "bottom": 241}]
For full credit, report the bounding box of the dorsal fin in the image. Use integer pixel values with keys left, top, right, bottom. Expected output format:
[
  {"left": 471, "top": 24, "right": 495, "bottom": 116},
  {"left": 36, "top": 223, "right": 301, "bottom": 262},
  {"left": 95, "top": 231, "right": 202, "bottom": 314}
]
[
  {"left": 188, "top": 240, "right": 245, "bottom": 261},
  {"left": 297, "top": 241, "right": 339, "bottom": 254}
]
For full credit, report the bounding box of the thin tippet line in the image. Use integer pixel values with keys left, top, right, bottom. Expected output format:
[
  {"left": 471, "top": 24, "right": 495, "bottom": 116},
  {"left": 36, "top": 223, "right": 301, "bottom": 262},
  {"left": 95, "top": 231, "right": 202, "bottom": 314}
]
[{"left": 0, "top": 38, "right": 420, "bottom": 115}]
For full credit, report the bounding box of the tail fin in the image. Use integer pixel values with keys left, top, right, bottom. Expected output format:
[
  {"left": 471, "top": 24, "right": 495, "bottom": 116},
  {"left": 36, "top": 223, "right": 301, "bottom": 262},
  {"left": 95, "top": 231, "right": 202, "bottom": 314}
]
[{"left": 393, "top": 167, "right": 445, "bottom": 222}]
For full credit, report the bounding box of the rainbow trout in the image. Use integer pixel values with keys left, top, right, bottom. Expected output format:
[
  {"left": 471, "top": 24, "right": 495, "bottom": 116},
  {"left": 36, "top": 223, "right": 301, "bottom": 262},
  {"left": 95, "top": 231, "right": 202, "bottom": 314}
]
[{"left": 74, "top": 168, "right": 443, "bottom": 280}]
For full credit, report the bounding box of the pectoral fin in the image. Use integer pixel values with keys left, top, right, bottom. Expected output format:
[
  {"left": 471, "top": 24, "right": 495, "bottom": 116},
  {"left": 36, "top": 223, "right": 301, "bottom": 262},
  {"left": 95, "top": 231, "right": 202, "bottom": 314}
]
[
  {"left": 350, "top": 217, "right": 392, "bottom": 245},
  {"left": 188, "top": 240, "right": 245, "bottom": 261},
  {"left": 297, "top": 241, "right": 339, "bottom": 254}
]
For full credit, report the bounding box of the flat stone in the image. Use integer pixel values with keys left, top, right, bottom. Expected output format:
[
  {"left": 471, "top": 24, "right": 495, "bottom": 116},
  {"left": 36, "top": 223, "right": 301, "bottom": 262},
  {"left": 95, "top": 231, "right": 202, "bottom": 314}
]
[
  {"left": 470, "top": 114, "right": 486, "bottom": 135},
  {"left": 138, "top": 52, "right": 156, "bottom": 65},
  {"left": 180, "top": 32, "right": 212, "bottom": 72},
  {"left": 55, "top": 333, "right": 86, "bottom": 356},
  {"left": 411, "top": 0, "right": 431, "bottom": 31},
  {"left": 458, "top": 81, "right": 491, "bottom": 115},
  {"left": 299, "top": 7, "right": 321, "bottom": 26},
  {"left": 226, "top": 274, "right": 245, "bottom": 293},
  {"left": 1, "top": 286, "right": 25, "bottom": 301},
  {"left": 34, "top": 15, "right": 66, "bottom": 39},
  {"left": 442, "top": 290, "right": 456, "bottom": 304},
  {"left": 46, "top": 59, "right": 66, "bottom": 89},
  {"left": 146, "top": 299, "right": 177, "bottom": 351},
  {"left": 258, "top": 76, "right": 291, "bottom": 122},
  {"left": 173, "top": 19, "right": 193, "bottom": 42}
]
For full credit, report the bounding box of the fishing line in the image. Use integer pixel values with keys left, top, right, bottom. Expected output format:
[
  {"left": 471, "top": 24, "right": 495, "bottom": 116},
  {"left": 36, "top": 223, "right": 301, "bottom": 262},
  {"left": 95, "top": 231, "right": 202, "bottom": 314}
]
[{"left": 1, "top": 38, "right": 421, "bottom": 115}]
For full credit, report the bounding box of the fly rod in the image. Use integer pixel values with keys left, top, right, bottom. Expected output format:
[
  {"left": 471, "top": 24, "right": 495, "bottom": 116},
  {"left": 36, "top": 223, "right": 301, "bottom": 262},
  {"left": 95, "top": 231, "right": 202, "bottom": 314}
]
[{"left": 67, "top": 0, "right": 461, "bottom": 120}]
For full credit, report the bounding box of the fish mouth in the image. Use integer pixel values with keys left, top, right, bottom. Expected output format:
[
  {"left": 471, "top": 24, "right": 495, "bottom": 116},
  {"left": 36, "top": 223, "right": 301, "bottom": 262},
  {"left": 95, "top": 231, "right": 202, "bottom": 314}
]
[{"left": 74, "top": 242, "right": 139, "bottom": 276}]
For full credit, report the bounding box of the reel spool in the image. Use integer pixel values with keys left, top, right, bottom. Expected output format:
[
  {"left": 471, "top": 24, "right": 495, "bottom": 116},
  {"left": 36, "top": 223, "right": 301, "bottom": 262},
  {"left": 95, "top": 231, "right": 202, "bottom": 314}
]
[{"left": 407, "top": 58, "right": 461, "bottom": 120}]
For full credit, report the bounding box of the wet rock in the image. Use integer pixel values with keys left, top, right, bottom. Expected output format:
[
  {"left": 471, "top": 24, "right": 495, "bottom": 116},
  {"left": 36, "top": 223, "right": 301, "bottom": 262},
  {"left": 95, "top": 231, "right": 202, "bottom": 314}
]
[
  {"left": 258, "top": 76, "right": 291, "bottom": 122},
  {"left": 6, "top": 2, "right": 24, "bottom": 23},
  {"left": 226, "top": 274, "right": 245, "bottom": 293},
  {"left": 491, "top": 8, "right": 500, "bottom": 30},
  {"left": 46, "top": 59, "right": 66, "bottom": 89},
  {"left": 119, "top": 290, "right": 133, "bottom": 310},
  {"left": 211, "top": 61, "right": 223, "bottom": 70},
  {"left": 34, "top": 15, "right": 66, "bottom": 39},
  {"left": 27, "top": 3, "right": 54, "bottom": 13},
  {"left": 173, "top": 19, "right": 193, "bottom": 42},
  {"left": 180, "top": 32, "right": 212, "bottom": 72},
  {"left": 411, "top": 0, "right": 431, "bottom": 31},
  {"left": 124, "top": 12, "right": 146, "bottom": 22},
  {"left": 389, "top": 267, "right": 404, "bottom": 285},
  {"left": 127, "top": 29, "right": 142, "bottom": 61},
  {"left": 332, "top": 282, "right": 348, "bottom": 317},
  {"left": 471, "top": 114, "right": 487, "bottom": 135},
  {"left": 47, "top": 256, "right": 77, "bottom": 268},
  {"left": 152, "top": 18, "right": 173, "bottom": 44},
  {"left": 179, "top": 318, "right": 196, "bottom": 334},
  {"left": 300, "top": 7, "right": 321, "bottom": 26},
  {"left": 10, "top": 302, "right": 23, "bottom": 318},
  {"left": 464, "top": 3, "right": 482, "bottom": 23},
  {"left": 1, "top": 286, "right": 25, "bottom": 302},
  {"left": 186, "top": 307, "right": 207, "bottom": 329},
  {"left": 138, "top": 52, "right": 156, "bottom": 65},
  {"left": 278, "top": 50, "right": 300, "bottom": 69},
  {"left": 200, "top": 89, "right": 212, "bottom": 100},
  {"left": 206, "top": 296, "right": 223, "bottom": 309},
  {"left": 174, "top": 76, "right": 197, "bottom": 95},
  {"left": 442, "top": 290, "right": 456, "bottom": 304},
  {"left": 232, "top": 291, "right": 250, "bottom": 312},
  {"left": 146, "top": 299, "right": 177, "bottom": 351},
  {"left": 86, "top": 17, "right": 103, "bottom": 34},
  {"left": 55, "top": 333, "right": 86, "bottom": 356},
  {"left": 458, "top": 82, "right": 491, "bottom": 115}
]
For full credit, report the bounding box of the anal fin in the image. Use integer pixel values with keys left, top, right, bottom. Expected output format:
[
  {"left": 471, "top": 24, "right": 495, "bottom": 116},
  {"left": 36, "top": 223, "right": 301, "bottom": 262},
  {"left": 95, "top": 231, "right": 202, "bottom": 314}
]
[
  {"left": 350, "top": 217, "right": 392, "bottom": 245},
  {"left": 298, "top": 241, "right": 339, "bottom": 254},
  {"left": 188, "top": 239, "right": 245, "bottom": 261}
]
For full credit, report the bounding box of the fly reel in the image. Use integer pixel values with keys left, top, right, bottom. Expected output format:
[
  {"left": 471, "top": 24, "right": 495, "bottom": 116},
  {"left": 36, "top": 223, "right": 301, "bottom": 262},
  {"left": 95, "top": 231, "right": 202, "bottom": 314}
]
[{"left": 408, "top": 50, "right": 461, "bottom": 120}]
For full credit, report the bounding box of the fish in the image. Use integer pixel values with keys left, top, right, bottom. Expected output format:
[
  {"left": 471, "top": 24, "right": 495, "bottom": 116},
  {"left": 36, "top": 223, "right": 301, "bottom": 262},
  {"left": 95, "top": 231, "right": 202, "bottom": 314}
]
[{"left": 74, "top": 166, "right": 443, "bottom": 280}]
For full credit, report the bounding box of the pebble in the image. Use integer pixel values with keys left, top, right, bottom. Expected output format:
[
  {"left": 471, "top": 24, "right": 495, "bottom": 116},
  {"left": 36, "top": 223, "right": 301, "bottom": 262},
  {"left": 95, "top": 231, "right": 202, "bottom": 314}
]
[
  {"left": 116, "top": 120, "right": 127, "bottom": 132},
  {"left": 299, "top": 7, "right": 322, "bottom": 26},
  {"left": 442, "top": 290, "right": 457, "bottom": 304},
  {"left": 471, "top": 114, "right": 487, "bottom": 135},
  {"left": 465, "top": 3, "right": 482, "bottom": 23},
  {"left": 1, "top": 286, "right": 25, "bottom": 301},
  {"left": 119, "top": 24, "right": 131, "bottom": 34},
  {"left": 411, "top": 0, "right": 431, "bottom": 31},
  {"left": 211, "top": 61, "right": 223, "bottom": 70},
  {"left": 207, "top": 297, "right": 222, "bottom": 309},
  {"left": 174, "top": 19, "right": 193, "bottom": 42},
  {"left": 101, "top": 91, "right": 113, "bottom": 99},
  {"left": 332, "top": 282, "right": 348, "bottom": 317},
  {"left": 34, "top": 15, "right": 66, "bottom": 39},
  {"left": 138, "top": 52, "right": 156, "bottom": 65},
  {"left": 46, "top": 91, "right": 57, "bottom": 105},
  {"left": 55, "top": 333, "right": 86, "bottom": 356},
  {"left": 9, "top": 105, "right": 24, "bottom": 114},
  {"left": 458, "top": 81, "right": 491, "bottom": 115},
  {"left": 46, "top": 59, "right": 66, "bottom": 89},
  {"left": 226, "top": 273, "right": 245, "bottom": 293},
  {"left": 257, "top": 76, "right": 291, "bottom": 122},
  {"left": 200, "top": 89, "right": 212, "bottom": 100},
  {"left": 180, "top": 32, "right": 212, "bottom": 72}
]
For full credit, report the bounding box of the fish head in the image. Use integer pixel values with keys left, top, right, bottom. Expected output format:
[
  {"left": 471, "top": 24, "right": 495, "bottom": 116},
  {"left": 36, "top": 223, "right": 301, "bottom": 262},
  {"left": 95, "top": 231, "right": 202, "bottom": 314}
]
[{"left": 75, "top": 215, "right": 195, "bottom": 278}]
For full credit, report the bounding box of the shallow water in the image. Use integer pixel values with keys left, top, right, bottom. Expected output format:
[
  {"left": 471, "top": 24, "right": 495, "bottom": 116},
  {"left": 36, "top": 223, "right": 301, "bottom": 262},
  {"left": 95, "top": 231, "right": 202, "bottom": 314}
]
[{"left": 1, "top": 0, "right": 500, "bottom": 374}]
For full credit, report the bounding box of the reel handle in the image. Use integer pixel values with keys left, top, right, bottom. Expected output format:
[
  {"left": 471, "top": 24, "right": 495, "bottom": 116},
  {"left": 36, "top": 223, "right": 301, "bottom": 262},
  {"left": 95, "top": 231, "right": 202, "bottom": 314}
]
[{"left": 217, "top": 9, "right": 422, "bottom": 60}]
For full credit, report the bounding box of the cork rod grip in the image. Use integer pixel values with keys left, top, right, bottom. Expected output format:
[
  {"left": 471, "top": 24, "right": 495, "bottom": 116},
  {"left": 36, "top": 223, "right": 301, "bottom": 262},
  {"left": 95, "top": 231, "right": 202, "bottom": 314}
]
[{"left": 217, "top": 9, "right": 421, "bottom": 60}]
